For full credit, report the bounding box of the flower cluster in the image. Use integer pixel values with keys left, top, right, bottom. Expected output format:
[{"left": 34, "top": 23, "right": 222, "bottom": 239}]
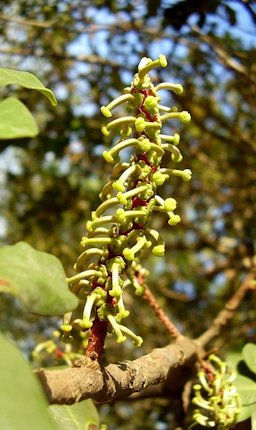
[
  {"left": 61, "top": 55, "right": 191, "bottom": 351},
  {"left": 190, "top": 354, "right": 240, "bottom": 429},
  {"left": 32, "top": 330, "right": 83, "bottom": 367}
]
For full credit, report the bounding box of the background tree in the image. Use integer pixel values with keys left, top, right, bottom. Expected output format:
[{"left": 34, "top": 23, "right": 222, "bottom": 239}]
[{"left": 0, "top": 1, "right": 255, "bottom": 429}]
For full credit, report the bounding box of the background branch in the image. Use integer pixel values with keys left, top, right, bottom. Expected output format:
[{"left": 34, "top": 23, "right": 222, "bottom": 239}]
[{"left": 197, "top": 269, "right": 256, "bottom": 347}]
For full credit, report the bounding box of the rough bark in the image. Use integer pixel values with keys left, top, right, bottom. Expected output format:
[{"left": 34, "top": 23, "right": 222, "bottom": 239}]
[
  {"left": 35, "top": 337, "right": 202, "bottom": 405},
  {"left": 35, "top": 269, "right": 255, "bottom": 405}
]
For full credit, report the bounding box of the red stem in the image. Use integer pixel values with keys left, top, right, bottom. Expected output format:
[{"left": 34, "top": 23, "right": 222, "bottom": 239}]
[
  {"left": 84, "top": 87, "right": 162, "bottom": 360},
  {"left": 85, "top": 315, "right": 109, "bottom": 361}
]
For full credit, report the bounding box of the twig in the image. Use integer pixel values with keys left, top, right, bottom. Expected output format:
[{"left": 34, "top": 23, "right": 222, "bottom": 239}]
[
  {"left": 191, "top": 25, "right": 255, "bottom": 82},
  {"left": 143, "top": 286, "right": 183, "bottom": 339},
  {"left": 197, "top": 269, "right": 256, "bottom": 347},
  {"left": 0, "top": 47, "right": 120, "bottom": 68},
  {"left": 0, "top": 13, "right": 55, "bottom": 28}
]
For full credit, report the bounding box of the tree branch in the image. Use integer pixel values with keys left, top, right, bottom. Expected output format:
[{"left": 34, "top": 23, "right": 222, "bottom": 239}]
[
  {"left": 191, "top": 25, "right": 252, "bottom": 79},
  {"left": 35, "top": 267, "right": 256, "bottom": 404},
  {"left": 0, "top": 47, "right": 120, "bottom": 68},
  {"left": 197, "top": 269, "right": 256, "bottom": 347},
  {"left": 35, "top": 337, "right": 201, "bottom": 405},
  {"left": 35, "top": 271, "right": 255, "bottom": 405},
  {"left": 0, "top": 13, "right": 55, "bottom": 28}
]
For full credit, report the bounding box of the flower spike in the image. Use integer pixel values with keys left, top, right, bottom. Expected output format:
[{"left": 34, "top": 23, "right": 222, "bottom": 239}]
[
  {"left": 60, "top": 55, "right": 192, "bottom": 359},
  {"left": 189, "top": 355, "right": 240, "bottom": 429}
]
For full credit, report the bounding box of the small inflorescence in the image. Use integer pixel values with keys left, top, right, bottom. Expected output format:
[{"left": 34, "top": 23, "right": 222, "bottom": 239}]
[
  {"left": 190, "top": 354, "right": 240, "bottom": 429},
  {"left": 61, "top": 55, "right": 192, "bottom": 355},
  {"left": 32, "top": 330, "right": 83, "bottom": 367}
]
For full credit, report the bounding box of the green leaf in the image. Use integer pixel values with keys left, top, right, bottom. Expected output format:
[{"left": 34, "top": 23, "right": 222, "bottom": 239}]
[
  {"left": 243, "top": 343, "right": 256, "bottom": 375},
  {"left": 238, "top": 405, "right": 254, "bottom": 423},
  {"left": 0, "top": 67, "right": 57, "bottom": 106},
  {"left": 235, "top": 375, "right": 256, "bottom": 405},
  {"left": 49, "top": 400, "right": 100, "bottom": 430},
  {"left": 0, "top": 97, "right": 39, "bottom": 139},
  {"left": 0, "top": 334, "right": 58, "bottom": 430},
  {"left": 226, "top": 350, "right": 243, "bottom": 369},
  {"left": 235, "top": 375, "right": 256, "bottom": 422},
  {"left": 0, "top": 241, "right": 78, "bottom": 315},
  {"left": 252, "top": 410, "right": 256, "bottom": 430}
]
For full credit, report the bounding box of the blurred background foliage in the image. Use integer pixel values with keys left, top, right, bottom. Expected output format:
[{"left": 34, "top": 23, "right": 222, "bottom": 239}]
[{"left": 0, "top": 1, "right": 256, "bottom": 429}]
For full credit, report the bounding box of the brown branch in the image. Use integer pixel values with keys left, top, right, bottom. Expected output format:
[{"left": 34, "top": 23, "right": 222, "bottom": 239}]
[
  {"left": 191, "top": 25, "right": 252, "bottom": 79},
  {"left": 0, "top": 14, "right": 176, "bottom": 38},
  {"left": 35, "top": 337, "right": 201, "bottom": 405},
  {"left": 0, "top": 47, "right": 120, "bottom": 68},
  {"left": 35, "top": 271, "right": 255, "bottom": 405},
  {"left": 197, "top": 269, "right": 256, "bottom": 347},
  {"left": 0, "top": 13, "right": 55, "bottom": 28}
]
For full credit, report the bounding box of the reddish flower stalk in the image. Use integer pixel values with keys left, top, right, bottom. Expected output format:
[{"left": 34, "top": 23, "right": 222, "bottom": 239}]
[
  {"left": 85, "top": 316, "right": 109, "bottom": 361},
  {"left": 143, "top": 286, "right": 182, "bottom": 340}
]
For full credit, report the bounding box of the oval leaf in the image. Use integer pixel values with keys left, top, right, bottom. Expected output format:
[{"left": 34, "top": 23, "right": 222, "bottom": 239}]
[
  {"left": 235, "top": 375, "right": 256, "bottom": 422},
  {"left": 226, "top": 351, "right": 243, "bottom": 369},
  {"left": 0, "top": 67, "right": 57, "bottom": 106},
  {"left": 0, "top": 97, "right": 38, "bottom": 139},
  {"left": 243, "top": 343, "right": 256, "bottom": 375},
  {"left": 238, "top": 405, "right": 255, "bottom": 423},
  {"left": 0, "top": 334, "right": 58, "bottom": 430},
  {"left": 49, "top": 400, "right": 100, "bottom": 430},
  {"left": 235, "top": 374, "right": 256, "bottom": 406},
  {"left": 0, "top": 241, "right": 78, "bottom": 315}
]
